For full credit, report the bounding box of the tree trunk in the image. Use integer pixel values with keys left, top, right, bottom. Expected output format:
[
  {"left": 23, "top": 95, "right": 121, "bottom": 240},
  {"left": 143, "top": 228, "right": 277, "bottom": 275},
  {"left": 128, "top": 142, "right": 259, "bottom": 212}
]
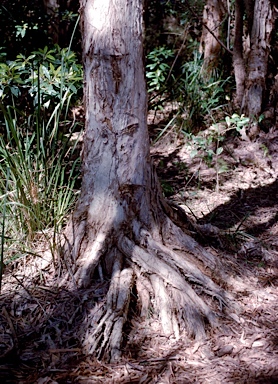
[
  {"left": 63, "top": 0, "right": 230, "bottom": 362},
  {"left": 233, "top": 0, "right": 246, "bottom": 107},
  {"left": 43, "top": 0, "right": 60, "bottom": 44},
  {"left": 199, "top": 0, "right": 226, "bottom": 74},
  {"left": 241, "top": 0, "right": 274, "bottom": 120}
]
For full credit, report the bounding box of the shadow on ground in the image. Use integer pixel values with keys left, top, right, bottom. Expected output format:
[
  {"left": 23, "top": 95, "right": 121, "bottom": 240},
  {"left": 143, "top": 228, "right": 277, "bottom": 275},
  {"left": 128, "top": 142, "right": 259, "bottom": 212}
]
[{"left": 197, "top": 179, "right": 278, "bottom": 236}]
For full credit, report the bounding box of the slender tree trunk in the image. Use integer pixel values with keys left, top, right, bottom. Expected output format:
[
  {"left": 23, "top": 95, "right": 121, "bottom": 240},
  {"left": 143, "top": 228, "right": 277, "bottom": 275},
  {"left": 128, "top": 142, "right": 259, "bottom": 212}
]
[
  {"left": 241, "top": 0, "right": 274, "bottom": 119},
  {"left": 200, "top": 0, "right": 226, "bottom": 73},
  {"left": 233, "top": 0, "right": 246, "bottom": 107},
  {"left": 43, "top": 0, "right": 60, "bottom": 44},
  {"left": 63, "top": 0, "right": 230, "bottom": 362}
]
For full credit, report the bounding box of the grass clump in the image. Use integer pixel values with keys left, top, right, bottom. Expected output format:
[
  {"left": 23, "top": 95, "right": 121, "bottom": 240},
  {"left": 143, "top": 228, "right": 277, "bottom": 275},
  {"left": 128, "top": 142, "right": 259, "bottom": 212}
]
[{"left": 0, "top": 45, "right": 83, "bottom": 277}]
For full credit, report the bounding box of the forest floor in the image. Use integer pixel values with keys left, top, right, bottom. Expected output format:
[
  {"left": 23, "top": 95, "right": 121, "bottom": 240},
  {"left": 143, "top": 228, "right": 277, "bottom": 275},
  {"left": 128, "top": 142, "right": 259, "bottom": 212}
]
[{"left": 0, "top": 117, "right": 278, "bottom": 383}]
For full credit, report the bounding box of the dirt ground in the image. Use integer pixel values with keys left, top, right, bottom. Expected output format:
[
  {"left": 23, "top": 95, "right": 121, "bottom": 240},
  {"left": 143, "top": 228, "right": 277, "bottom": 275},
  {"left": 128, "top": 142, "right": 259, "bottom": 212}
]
[{"left": 0, "top": 124, "right": 278, "bottom": 383}]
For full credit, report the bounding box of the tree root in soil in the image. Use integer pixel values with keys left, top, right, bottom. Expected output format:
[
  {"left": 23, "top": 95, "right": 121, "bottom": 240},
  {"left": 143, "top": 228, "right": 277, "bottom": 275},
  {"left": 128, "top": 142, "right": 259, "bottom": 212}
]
[{"left": 63, "top": 217, "right": 234, "bottom": 362}]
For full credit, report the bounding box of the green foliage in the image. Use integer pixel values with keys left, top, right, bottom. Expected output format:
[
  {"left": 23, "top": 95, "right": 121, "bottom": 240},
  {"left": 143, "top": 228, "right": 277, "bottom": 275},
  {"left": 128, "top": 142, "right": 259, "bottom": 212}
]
[
  {"left": 0, "top": 45, "right": 83, "bottom": 267},
  {"left": 187, "top": 114, "right": 249, "bottom": 162},
  {"left": 188, "top": 129, "right": 227, "bottom": 188},
  {"left": 147, "top": 49, "right": 231, "bottom": 134},
  {"left": 0, "top": 45, "right": 83, "bottom": 108},
  {"left": 0, "top": 1, "right": 48, "bottom": 57},
  {"left": 161, "top": 180, "right": 175, "bottom": 197},
  {"left": 145, "top": 2, "right": 229, "bottom": 129},
  {"left": 146, "top": 47, "right": 174, "bottom": 92},
  {"left": 164, "top": 0, "right": 204, "bottom": 19},
  {"left": 0, "top": 0, "right": 81, "bottom": 59},
  {"left": 0, "top": 167, "right": 9, "bottom": 290},
  {"left": 15, "top": 23, "right": 27, "bottom": 39},
  {"left": 185, "top": 113, "right": 249, "bottom": 190},
  {"left": 225, "top": 113, "right": 250, "bottom": 132},
  {"left": 0, "top": 103, "right": 81, "bottom": 265},
  {"left": 178, "top": 51, "right": 229, "bottom": 130},
  {"left": 184, "top": 114, "right": 249, "bottom": 191}
]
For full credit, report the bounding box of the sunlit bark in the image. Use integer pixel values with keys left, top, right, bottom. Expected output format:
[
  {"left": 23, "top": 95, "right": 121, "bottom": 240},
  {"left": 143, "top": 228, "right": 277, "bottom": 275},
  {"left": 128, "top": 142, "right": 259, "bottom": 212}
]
[
  {"left": 63, "top": 0, "right": 230, "bottom": 362},
  {"left": 233, "top": 0, "right": 246, "bottom": 107}
]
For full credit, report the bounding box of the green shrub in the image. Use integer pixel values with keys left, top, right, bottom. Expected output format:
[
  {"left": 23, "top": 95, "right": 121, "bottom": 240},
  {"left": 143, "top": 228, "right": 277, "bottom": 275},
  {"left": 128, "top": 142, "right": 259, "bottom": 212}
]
[
  {"left": 177, "top": 51, "right": 229, "bottom": 131},
  {"left": 0, "top": 45, "right": 83, "bottom": 109},
  {"left": 0, "top": 103, "right": 82, "bottom": 262},
  {"left": 146, "top": 46, "right": 174, "bottom": 93},
  {"left": 0, "top": 45, "right": 83, "bottom": 269}
]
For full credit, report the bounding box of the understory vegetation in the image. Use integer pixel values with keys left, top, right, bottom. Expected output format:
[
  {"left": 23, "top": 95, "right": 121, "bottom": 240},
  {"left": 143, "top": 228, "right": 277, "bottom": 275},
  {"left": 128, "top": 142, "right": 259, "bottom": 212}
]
[
  {"left": 0, "top": 1, "right": 278, "bottom": 382},
  {"left": 0, "top": 45, "right": 83, "bottom": 282},
  {"left": 0, "top": 1, "right": 252, "bottom": 285}
]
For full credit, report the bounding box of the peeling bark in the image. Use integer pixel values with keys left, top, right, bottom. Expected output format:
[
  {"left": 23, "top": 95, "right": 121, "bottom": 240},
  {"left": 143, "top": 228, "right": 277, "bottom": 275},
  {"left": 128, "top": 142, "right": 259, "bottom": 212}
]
[
  {"left": 242, "top": 0, "right": 275, "bottom": 119},
  {"left": 200, "top": 0, "right": 227, "bottom": 73},
  {"left": 62, "top": 0, "right": 233, "bottom": 362},
  {"left": 233, "top": 0, "right": 246, "bottom": 107}
]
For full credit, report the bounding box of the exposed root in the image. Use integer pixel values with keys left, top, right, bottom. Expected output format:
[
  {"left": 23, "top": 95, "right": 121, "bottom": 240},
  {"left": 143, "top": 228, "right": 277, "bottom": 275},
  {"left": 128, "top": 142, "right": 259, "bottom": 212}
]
[
  {"left": 142, "top": 229, "right": 226, "bottom": 301},
  {"left": 161, "top": 215, "right": 220, "bottom": 271},
  {"left": 135, "top": 271, "right": 153, "bottom": 318},
  {"left": 74, "top": 231, "right": 111, "bottom": 288},
  {"left": 83, "top": 253, "right": 134, "bottom": 362},
  {"left": 120, "top": 235, "right": 219, "bottom": 337},
  {"left": 61, "top": 221, "right": 113, "bottom": 288},
  {"left": 64, "top": 220, "right": 235, "bottom": 361},
  {"left": 150, "top": 274, "right": 180, "bottom": 337},
  {"left": 62, "top": 217, "right": 87, "bottom": 263}
]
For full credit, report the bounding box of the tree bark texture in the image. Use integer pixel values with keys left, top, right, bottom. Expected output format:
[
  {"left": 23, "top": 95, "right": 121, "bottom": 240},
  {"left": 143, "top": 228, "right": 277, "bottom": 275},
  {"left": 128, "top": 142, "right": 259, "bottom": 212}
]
[
  {"left": 233, "top": 0, "right": 246, "bottom": 107},
  {"left": 241, "top": 0, "right": 275, "bottom": 119},
  {"left": 62, "top": 0, "right": 231, "bottom": 362},
  {"left": 200, "top": 0, "right": 226, "bottom": 73}
]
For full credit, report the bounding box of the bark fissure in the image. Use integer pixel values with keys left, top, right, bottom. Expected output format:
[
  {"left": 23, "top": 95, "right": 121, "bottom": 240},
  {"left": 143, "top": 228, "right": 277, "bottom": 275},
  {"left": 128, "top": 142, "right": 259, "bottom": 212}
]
[
  {"left": 120, "top": 235, "right": 219, "bottom": 321},
  {"left": 233, "top": 0, "right": 246, "bottom": 107},
  {"left": 62, "top": 0, "right": 235, "bottom": 362},
  {"left": 241, "top": 0, "right": 275, "bottom": 119},
  {"left": 199, "top": 0, "right": 227, "bottom": 74}
]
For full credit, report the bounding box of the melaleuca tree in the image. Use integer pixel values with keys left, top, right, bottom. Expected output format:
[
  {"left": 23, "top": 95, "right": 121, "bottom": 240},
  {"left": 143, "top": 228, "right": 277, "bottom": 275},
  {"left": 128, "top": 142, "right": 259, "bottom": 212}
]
[{"left": 63, "top": 0, "right": 230, "bottom": 362}]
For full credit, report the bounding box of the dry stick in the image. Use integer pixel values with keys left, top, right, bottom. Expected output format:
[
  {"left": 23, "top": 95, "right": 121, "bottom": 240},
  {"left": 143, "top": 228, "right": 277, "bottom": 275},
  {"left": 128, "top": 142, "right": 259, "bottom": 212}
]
[
  {"left": 2, "top": 306, "right": 19, "bottom": 349},
  {"left": 227, "top": 0, "right": 231, "bottom": 50},
  {"left": 166, "top": 27, "right": 189, "bottom": 83},
  {"left": 183, "top": 0, "right": 232, "bottom": 55},
  {"left": 11, "top": 274, "right": 46, "bottom": 315}
]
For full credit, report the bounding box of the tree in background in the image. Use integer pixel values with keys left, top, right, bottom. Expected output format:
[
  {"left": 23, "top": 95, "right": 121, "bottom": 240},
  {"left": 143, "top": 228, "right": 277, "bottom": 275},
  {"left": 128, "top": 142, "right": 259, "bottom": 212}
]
[
  {"left": 63, "top": 0, "right": 229, "bottom": 362},
  {"left": 43, "top": 0, "right": 60, "bottom": 44},
  {"left": 199, "top": 0, "right": 227, "bottom": 74},
  {"left": 42, "top": 0, "right": 80, "bottom": 46},
  {"left": 241, "top": 0, "right": 275, "bottom": 122},
  {"left": 201, "top": 0, "right": 277, "bottom": 129},
  {"left": 0, "top": 0, "right": 80, "bottom": 58}
]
